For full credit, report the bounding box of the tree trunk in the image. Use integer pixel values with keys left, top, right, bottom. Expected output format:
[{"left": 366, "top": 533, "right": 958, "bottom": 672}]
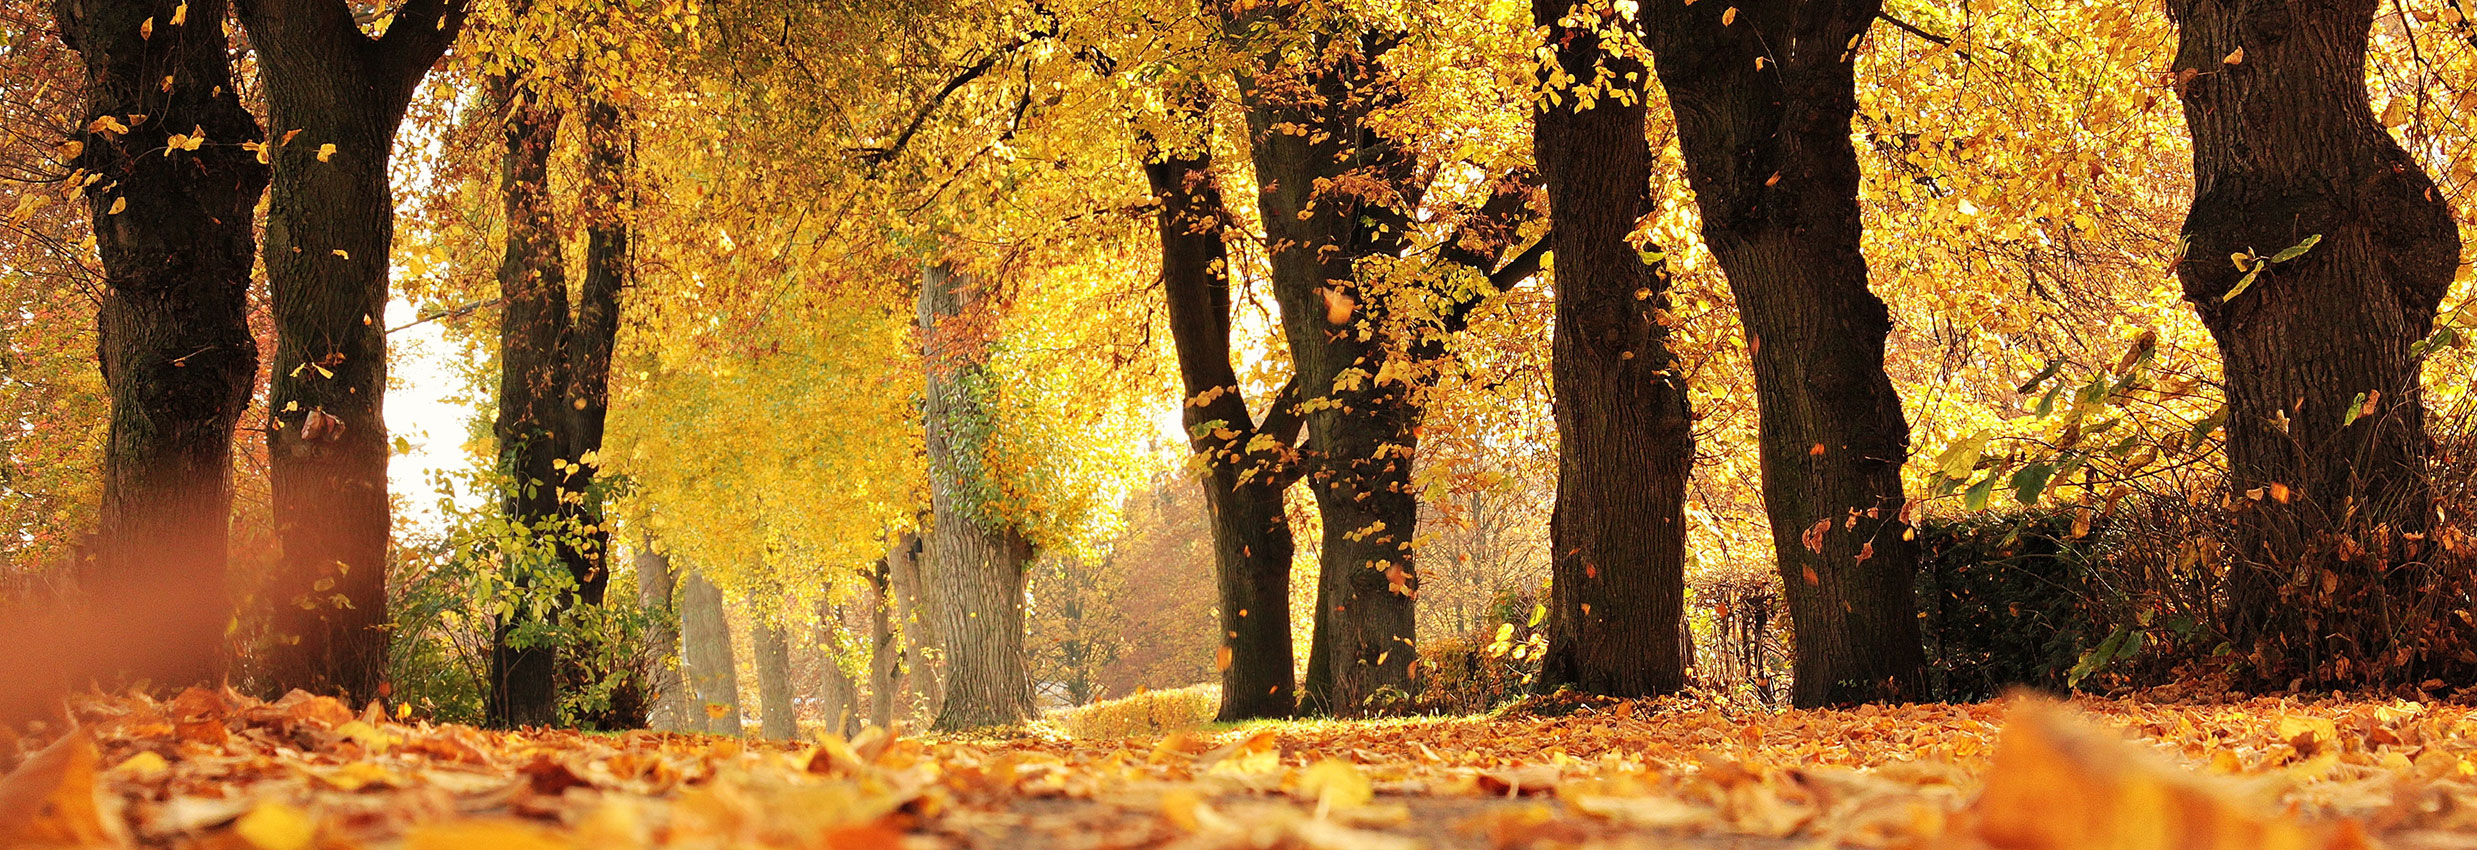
[
  {"left": 484, "top": 72, "right": 567, "bottom": 730},
  {"left": 814, "top": 596, "right": 860, "bottom": 738},
  {"left": 1219, "top": 19, "right": 1425, "bottom": 716},
  {"left": 917, "top": 264, "right": 1037, "bottom": 729},
  {"left": 54, "top": 0, "right": 269, "bottom": 691},
  {"left": 867, "top": 556, "right": 899, "bottom": 729},
  {"left": 678, "top": 570, "right": 741, "bottom": 735},
  {"left": 2166, "top": 0, "right": 2460, "bottom": 684},
  {"left": 237, "top": 0, "right": 468, "bottom": 701},
  {"left": 752, "top": 619, "right": 797, "bottom": 740},
  {"left": 887, "top": 532, "right": 940, "bottom": 720},
  {"left": 1533, "top": 0, "right": 1694, "bottom": 698},
  {"left": 635, "top": 538, "right": 688, "bottom": 732},
  {"left": 1140, "top": 97, "right": 1300, "bottom": 721},
  {"left": 1642, "top": 0, "right": 1927, "bottom": 707}
]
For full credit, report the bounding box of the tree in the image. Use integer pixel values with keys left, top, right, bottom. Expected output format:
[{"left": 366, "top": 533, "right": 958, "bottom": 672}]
[
  {"left": 1530, "top": 0, "right": 1693, "bottom": 698},
  {"left": 483, "top": 73, "right": 634, "bottom": 727},
  {"left": 236, "top": 0, "right": 469, "bottom": 700},
  {"left": 1640, "top": 0, "right": 1927, "bottom": 706},
  {"left": 752, "top": 618, "right": 796, "bottom": 739},
  {"left": 51, "top": 0, "right": 268, "bottom": 690},
  {"left": 677, "top": 569, "right": 741, "bottom": 735},
  {"left": 634, "top": 538, "right": 689, "bottom": 731},
  {"left": 1140, "top": 92, "right": 1304, "bottom": 720},
  {"left": 2165, "top": 0, "right": 2461, "bottom": 683},
  {"left": 917, "top": 263, "right": 1037, "bottom": 729}
]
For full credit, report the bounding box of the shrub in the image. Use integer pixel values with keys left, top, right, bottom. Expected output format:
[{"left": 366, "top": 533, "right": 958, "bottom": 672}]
[{"left": 1049, "top": 684, "right": 1219, "bottom": 738}]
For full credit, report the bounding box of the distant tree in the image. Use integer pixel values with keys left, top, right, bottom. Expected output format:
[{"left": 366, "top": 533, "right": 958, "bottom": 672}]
[
  {"left": 917, "top": 263, "right": 1037, "bottom": 729},
  {"left": 677, "top": 570, "right": 741, "bottom": 735}
]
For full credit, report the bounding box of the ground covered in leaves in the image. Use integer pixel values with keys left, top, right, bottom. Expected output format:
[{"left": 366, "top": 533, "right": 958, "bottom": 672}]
[{"left": 10, "top": 688, "right": 2477, "bottom": 849}]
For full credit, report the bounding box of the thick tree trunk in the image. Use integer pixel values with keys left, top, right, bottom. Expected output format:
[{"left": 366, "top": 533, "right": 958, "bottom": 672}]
[
  {"left": 678, "top": 571, "right": 742, "bottom": 735},
  {"left": 917, "top": 265, "right": 1037, "bottom": 729},
  {"left": 2166, "top": 0, "right": 2460, "bottom": 684},
  {"left": 485, "top": 73, "right": 567, "bottom": 729},
  {"left": 1220, "top": 21, "right": 1425, "bottom": 716},
  {"left": 635, "top": 539, "right": 689, "bottom": 732},
  {"left": 753, "top": 620, "right": 797, "bottom": 740},
  {"left": 237, "top": 0, "right": 467, "bottom": 701},
  {"left": 54, "top": 0, "right": 268, "bottom": 691},
  {"left": 1141, "top": 104, "right": 1300, "bottom": 721},
  {"left": 1533, "top": 0, "right": 1694, "bottom": 698},
  {"left": 1643, "top": 0, "right": 1926, "bottom": 707}
]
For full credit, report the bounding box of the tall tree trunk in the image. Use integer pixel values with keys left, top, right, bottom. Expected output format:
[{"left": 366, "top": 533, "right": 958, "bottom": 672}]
[
  {"left": 816, "top": 595, "right": 860, "bottom": 737},
  {"left": 566, "top": 99, "right": 629, "bottom": 607},
  {"left": 917, "top": 264, "right": 1036, "bottom": 729},
  {"left": 1218, "top": 17, "right": 1426, "bottom": 716},
  {"left": 1533, "top": 0, "right": 1693, "bottom": 698},
  {"left": 236, "top": 0, "right": 468, "bottom": 701},
  {"left": 1140, "top": 94, "right": 1302, "bottom": 721},
  {"left": 678, "top": 570, "right": 741, "bottom": 735},
  {"left": 752, "top": 619, "right": 797, "bottom": 740},
  {"left": 868, "top": 554, "right": 899, "bottom": 729},
  {"left": 1642, "top": 0, "right": 1926, "bottom": 707},
  {"left": 887, "top": 532, "right": 940, "bottom": 719},
  {"left": 635, "top": 538, "right": 688, "bottom": 732},
  {"left": 2166, "top": 0, "right": 2460, "bottom": 684},
  {"left": 484, "top": 72, "right": 567, "bottom": 729},
  {"left": 54, "top": 0, "right": 268, "bottom": 691}
]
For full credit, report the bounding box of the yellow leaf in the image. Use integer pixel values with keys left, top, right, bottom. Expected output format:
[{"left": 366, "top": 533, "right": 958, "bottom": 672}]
[
  {"left": 1297, "top": 759, "right": 1374, "bottom": 813},
  {"left": 171, "top": 2, "right": 188, "bottom": 24},
  {"left": 108, "top": 196, "right": 127, "bottom": 215},
  {"left": 111, "top": 751, "right": 170, "bottom": 779},
  {"left": 316, "top": 143, "right": 338, "bottom": 162},
  {"left": 234, "top": 800, "right": 315, "bottom": 850},
  {"left": 1722, "top": 6, "right": 1737, "bottom": 24},
  {"left": 405, "top": 820, "right": 565, "bottom": 850}
]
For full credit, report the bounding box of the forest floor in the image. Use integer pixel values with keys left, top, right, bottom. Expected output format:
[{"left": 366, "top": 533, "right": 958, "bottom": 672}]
[{"left": 6, "top": 688, "right": 2477, "bottom": 850}]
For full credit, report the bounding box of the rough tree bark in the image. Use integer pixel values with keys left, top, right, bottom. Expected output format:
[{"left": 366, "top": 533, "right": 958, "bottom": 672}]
[
  {"left": 53, "top": 0, "right": 269, "bottom": 690},
  {"left": 2166, "top": 0, "right": 2460, "bottom": 683},
  {"left": 236, "top": 0, "right": 468, "bottom": 701},
  {"left": 887, "top": 532, "right": 941, "bottom": 719},
  {"left": 753, "top": 620, "right": 797, "bottom": 740},
  {"left": 1533, "top": 0, "right": 1694, "bottom": 698},
  {"left": 677, "top": 571, "right": 741, "bottom": 735},
  {"left": 814, "top": 595, "right": 860, "bottom": 737},
  {"left": 917, "top": 264, "right": 1036, "bottom": 729},
  {"left": 1641, "top": 0, "right": 1927, "bottom": 706},
  {"left": 1214, "top": 10, "right": 1425, "bottom": 715},
  {"left": 634, "top": 538, "right": 688, "bottom": 732},
  {"left": 484, "top": 72, "right": 567, "bottom": 729},
  {"left": 484, "top": 88, "right": 633, "bottom": 727},
  {"left": 1141, "top": 93, "right": 1303, "bottom": 721}
]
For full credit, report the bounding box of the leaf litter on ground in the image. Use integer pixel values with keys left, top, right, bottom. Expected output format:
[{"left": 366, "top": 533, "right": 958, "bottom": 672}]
[{"left": 7, "top": 687, "right": 2477, "bottom": 849}]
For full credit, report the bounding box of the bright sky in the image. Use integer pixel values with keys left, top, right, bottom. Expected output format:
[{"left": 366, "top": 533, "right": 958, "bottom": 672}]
[{"left": 385, "top": 297, "right": 475, "bottom": 535}]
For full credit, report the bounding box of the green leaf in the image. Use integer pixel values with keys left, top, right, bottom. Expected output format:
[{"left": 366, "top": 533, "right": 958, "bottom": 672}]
[
  {"left": 2268, "top": 233, "right": 2322, "bottom": 263},
  {"left": 2032, "top": 382, "right": 2062, "bottom": 417},
  {"left": 1935, "top": 431, "right": 1990, "bottom": 479},
  {"left": 2015, "top": 358, "right": 2063, "bottom": 394},
  {"left": 2341, "top": 391, "right": 2369, "bottom": 427},
  {"left": 2010, "top": 462, "right": 2057, "bottom": 506},
  {"left": 1963, "top": 470, "right": 2001, "bottom": 511},
  {"left": 2220, "top": 267, "right": 2263, "bottom": 302}
]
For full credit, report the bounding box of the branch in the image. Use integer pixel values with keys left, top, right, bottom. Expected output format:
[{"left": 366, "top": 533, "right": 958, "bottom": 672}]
[
  {"left": 378, "top": 0, "right": 472, "bottom": 88},
  {"left": 850, "top": 12, "right": 1056, "bottom": 171},
  {"left": 1876, "top": 11, "right": 1951, "bottom": 46}
]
